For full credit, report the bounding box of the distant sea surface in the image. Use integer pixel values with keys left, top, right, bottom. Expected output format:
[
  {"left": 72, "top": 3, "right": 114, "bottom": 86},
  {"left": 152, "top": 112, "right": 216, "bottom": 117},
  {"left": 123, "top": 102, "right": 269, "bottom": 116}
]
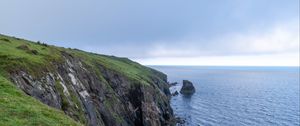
[{"left": 150, "top": 66, "right": 300, "bottom": 126}]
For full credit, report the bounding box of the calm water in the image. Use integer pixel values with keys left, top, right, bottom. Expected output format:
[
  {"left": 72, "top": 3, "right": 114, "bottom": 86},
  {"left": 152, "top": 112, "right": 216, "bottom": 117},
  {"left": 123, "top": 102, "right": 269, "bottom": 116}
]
[{"left": 150, "top": 66, "right": 300, "bottom": 126}]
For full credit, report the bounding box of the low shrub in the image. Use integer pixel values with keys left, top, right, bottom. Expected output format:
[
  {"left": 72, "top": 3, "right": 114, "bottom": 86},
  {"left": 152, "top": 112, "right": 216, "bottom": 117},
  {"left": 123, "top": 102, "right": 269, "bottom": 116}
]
[{"left": 0, "top": 38, "right": 11, "bottom": 42}]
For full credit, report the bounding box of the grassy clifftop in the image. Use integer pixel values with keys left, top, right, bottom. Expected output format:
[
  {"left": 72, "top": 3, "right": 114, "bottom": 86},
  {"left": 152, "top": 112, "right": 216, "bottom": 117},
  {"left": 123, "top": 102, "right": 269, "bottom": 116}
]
[{"left": 0, "top": 34, "right": 165, "bottom": 85}]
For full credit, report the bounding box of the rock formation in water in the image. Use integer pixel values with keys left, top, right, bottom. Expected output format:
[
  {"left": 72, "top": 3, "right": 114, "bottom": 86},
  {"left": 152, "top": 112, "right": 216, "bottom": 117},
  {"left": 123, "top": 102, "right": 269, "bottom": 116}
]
[
  {"left": 180, "top": 80, "right": 195, "bottom": 95},
  {"left": 172, "top": 91, "right": 179, "bottom": 96},
  {"left": 169, "top": 82, "right": 178, "bottom": 87},
  {"left": 0, "top": 34, "right": 174, "bottom": 126}
]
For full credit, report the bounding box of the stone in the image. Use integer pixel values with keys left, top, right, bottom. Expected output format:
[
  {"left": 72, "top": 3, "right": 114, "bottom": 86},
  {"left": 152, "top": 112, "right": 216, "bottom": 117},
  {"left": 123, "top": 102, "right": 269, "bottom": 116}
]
[
  {"left": 172, "top": 91, "right": 179, "bottom": 96},
  {"left": 169, "top": 82, "right": 178, "bottom": 87},
  {"left": 9, "top": 51, "right": 174, "bottom": 126},
  {"left": 180, "top": 80, "right": 195, "bottom": 95}
]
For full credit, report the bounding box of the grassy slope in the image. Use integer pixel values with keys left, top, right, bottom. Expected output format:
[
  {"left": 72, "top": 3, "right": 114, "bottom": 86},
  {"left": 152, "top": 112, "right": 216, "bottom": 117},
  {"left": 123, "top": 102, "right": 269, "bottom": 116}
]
[
  {"left": 0, "top": 34, "right": 166, "bottom": 125},
  {"left": 0, "top": 34, "right": 164, "bottom": 85},
  {"left": 0, "top": 75, "right": 82, "bottom": 126},
  {"left": 0, "top": 35, "right": 84, "bottom": 125}
]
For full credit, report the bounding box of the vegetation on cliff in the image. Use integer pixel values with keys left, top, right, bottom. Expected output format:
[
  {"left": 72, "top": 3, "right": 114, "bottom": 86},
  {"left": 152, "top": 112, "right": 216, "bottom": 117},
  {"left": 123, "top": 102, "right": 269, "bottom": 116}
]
[
  {"left": 0, "top": 34, "right": 173, "bottom": 126},
  {"left": 0, "top": 75, "right": 82, "bottom": 126},
  {"left": 0, "top": 34, "right": 166, "bottom": 85}
]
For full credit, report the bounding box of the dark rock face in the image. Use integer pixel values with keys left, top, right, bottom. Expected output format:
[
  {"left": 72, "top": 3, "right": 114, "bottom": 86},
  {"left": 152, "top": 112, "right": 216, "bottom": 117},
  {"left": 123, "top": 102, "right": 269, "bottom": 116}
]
[
  {"left": 180, "top": 80, "right": 195, "bottom": 95},
  {"left": 169, "top": 82, "right": 178, "bottom": 87},
  {"left": 175, "top": 117, "right": 185, "bottom": 125},
  {"left": 10, "top": 52, "right": 174, "bottom": 126},
  {"left": 172, "top": 91, "right": 179, "bottom": 96}
]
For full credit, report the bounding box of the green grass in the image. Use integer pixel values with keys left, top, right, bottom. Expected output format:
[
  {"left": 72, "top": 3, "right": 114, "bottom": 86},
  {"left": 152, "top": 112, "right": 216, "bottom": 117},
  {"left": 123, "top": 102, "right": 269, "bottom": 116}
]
[
  {"left": 0, "top": 34, "right": 63, "bottom": 77},
  {"left": 0, "top": 75, "right": 82, "bottom": 126},
  {"left": 67, "top": 49, "right": 164, "bottom": 86},
  {"left": 0, "top": 34, "right": 165, "bottom": 86}
]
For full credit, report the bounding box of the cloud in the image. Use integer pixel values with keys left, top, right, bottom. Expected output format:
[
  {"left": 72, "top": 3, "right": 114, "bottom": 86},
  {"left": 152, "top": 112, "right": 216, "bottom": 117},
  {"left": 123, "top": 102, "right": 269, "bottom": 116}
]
[
  {"left": 81, "top": 19, "right": 299, "bottom": 66},
  {"left": 135, "top": 52, "right": 299, "bottom": 66},
  {"left": 130, "top": 19, "right": 299, "bottom": 66},
  {"left": 147, "top": 19, "right": 299, "bottom": 58},
  {"left": 230, "top": 19, "right": 299, "bottom": 54}
]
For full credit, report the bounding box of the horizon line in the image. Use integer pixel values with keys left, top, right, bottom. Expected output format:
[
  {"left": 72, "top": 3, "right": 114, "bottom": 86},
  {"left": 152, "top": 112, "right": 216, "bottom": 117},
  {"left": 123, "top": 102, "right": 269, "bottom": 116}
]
[{"left": 145, "top": 65, "right": 300, "bottom": 67}]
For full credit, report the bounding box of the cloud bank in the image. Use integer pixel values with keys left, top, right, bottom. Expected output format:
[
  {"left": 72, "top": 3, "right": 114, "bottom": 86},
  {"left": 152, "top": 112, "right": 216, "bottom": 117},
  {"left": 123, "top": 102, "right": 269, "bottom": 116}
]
[
  {"left": 135, "top": 20, "right": 299, "bottom": 66},
  {"left": 147, "top": 20, "right": 299, "bottom": 57}
]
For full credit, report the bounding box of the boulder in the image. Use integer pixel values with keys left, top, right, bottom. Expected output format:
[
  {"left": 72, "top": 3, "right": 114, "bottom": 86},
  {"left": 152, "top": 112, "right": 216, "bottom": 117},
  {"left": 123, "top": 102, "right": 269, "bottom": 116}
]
[
  {"left": 172, "top": 91, "right": 179, "bottom": 96},
  {"left": 176, "top": 117, "right": 186, "bottom": 124},
  {"left": 169, "top": 82, "right": 178, "bottom": 87},
  {"left": 180, "top": 80, "right": 195, "bottom": 95}
]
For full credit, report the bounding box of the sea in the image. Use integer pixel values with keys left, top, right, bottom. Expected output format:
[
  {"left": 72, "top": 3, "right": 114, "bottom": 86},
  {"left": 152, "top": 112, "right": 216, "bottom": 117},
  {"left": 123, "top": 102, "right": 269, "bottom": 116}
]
[{"left": 150, "top": 66, "right": 300, "bottom": 126}]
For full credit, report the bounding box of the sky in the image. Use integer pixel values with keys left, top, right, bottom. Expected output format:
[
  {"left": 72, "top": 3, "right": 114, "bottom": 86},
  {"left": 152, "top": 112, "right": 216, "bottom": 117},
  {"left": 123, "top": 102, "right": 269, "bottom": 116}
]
[{"left": 0, "top": 0, "right": 299, "bottom": 66}]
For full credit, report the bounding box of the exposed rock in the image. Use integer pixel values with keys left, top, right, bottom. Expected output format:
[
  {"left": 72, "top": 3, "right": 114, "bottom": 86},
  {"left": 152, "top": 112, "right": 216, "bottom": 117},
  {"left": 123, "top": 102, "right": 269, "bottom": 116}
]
[
  {"left": 172, "top": 91, "right": 179, "bottom": 96},
  {"left": 9, "top": 51, "right": 174, "bottom": 126},
  {"left": 167, "top": 116, "right": 185, "bottom": 126},
  {"left": 180, "top": 80, "right": 195, "bottom": 95},
  {"left": 1, "top": 34, "right": 175, "bottom": 126},
  {"left": 169, "top": 82, "right": 178, "bottom": 87},
  {"left": 175, "top": 117, "right": 186, "bottom": 125}
]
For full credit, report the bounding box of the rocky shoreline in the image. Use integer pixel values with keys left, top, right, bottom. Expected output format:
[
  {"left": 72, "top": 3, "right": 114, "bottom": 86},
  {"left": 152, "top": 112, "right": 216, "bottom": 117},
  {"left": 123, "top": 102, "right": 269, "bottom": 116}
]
[{"left": 168, "top": 80, "right": 196, "bottom": 125}]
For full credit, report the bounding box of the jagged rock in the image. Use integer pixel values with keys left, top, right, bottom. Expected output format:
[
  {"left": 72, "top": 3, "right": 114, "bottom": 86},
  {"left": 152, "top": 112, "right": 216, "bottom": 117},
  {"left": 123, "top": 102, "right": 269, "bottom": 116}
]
[
  {"left": 176, "top": 117, "right": 186, "bottom": 124},
  {"left": 1, "top": 34, "right": 175, "bottom": 126},
  {"left": 180, "top": 80, "right": 195, "bottom": 95},
  {"left": 9, "top": 51, "right": 174, "bottom": 126},
  {"left": 169, "top": 82, "right": 178, "bottom": 87},
  {"left": 172, "top": 91, "right": 179, "bottom": 96}
]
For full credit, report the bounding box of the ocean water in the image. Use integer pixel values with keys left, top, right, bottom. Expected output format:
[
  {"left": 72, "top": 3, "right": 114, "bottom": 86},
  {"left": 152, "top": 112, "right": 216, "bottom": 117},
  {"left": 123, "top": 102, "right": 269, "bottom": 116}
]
[{"left": 150, "top": 66, "right": 300, "bottom": 126}]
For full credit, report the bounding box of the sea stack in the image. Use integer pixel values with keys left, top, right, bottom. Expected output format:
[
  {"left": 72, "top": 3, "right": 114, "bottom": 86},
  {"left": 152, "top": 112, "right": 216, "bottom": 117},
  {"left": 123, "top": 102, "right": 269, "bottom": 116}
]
[{"left": 180, "top": 80, "right": 196, "bottom": 95}]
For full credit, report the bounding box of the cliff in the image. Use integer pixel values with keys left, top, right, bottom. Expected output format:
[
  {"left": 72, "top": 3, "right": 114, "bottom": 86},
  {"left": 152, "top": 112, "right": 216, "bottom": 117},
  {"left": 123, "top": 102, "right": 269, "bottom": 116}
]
[{"left": 0, "top": 34, "right": 174, "bottom": 126}]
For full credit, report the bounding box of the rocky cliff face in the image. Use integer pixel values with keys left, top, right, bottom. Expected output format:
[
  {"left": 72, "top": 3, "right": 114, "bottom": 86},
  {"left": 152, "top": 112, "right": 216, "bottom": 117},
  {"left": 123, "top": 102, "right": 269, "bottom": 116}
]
[{"left": 0, "top": 34, "right": 174, "bottom": 126}]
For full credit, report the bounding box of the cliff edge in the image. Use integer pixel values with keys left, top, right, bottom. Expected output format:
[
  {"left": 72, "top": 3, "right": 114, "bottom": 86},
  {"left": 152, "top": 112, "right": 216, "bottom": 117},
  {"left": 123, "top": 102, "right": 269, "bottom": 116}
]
[{"left": 0, "top": 34, "right": 174, "bottom": 126}]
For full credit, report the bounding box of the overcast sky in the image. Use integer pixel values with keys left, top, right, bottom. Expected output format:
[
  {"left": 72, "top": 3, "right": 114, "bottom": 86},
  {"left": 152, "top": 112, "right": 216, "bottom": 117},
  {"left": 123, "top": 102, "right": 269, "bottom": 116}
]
[{"left": 0, "top": 0, "right": 299, "bottom": 66}]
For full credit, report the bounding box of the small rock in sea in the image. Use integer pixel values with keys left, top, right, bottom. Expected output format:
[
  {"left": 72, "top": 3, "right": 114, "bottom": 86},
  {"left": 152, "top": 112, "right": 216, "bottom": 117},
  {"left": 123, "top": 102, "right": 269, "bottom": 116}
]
[
  {"left": 176, "top": 117, "right": 186, "bottom": 124},
  {"left": 169, "top": 82, "right": 178, "bottom": 87},
  {"left": 180, "top": 80, "right": 195, "bottom": 95},
  {"left": 172, "top": 91, "right": 179, "bottom": 96}
]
